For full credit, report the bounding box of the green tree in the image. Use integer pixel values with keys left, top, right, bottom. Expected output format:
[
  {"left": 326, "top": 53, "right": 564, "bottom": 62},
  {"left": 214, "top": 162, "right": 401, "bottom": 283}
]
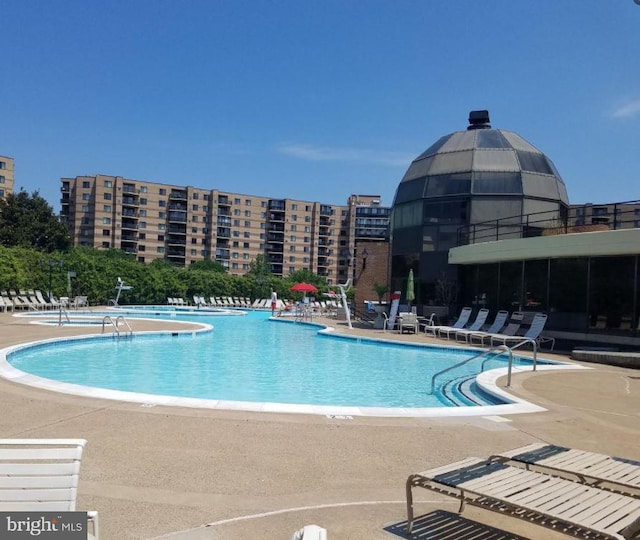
[
  {"left": 0, "top": 190, "right": 70, "bottom": 252},
  {"left": 372, "top": 282, "right": 389, "bottom": 304},
  {"left": 189, "top": 259, "right": 226, "bottom": 272}
]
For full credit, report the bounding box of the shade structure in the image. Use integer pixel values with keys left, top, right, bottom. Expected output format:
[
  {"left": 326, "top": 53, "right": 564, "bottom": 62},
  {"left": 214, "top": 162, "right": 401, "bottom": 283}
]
[
  {"left": 406, "top": 269, "right": 415, "bottom": 304},
  {"left": 290, "top": 283, "right": 319, "bottom": 293}
]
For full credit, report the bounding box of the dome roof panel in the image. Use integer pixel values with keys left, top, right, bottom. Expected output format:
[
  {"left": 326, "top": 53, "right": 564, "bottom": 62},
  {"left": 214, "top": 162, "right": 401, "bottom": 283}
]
[
  {"left": 401, "top": 156, "right": 433, "bottom": 182},
  {"left": 521, "top": 172, "right": 561, "bottom": 200},
  {"left": 416, "top": 134, "right": 452, "bottom": 159},
  {"left": 501, "top": 130, "right": 541, "bottom": 153},
  {"left": 472, "top": 149, "right": 520, "bottom": 172},
  {"left": 476, "top": 130, "right": 511, "bottom": 149},
  {"left": 428, "top": 150, "right": 473, "bottom": 175},
  {"left": 438, "top": 130, "right": 477, "bottom": 153}
]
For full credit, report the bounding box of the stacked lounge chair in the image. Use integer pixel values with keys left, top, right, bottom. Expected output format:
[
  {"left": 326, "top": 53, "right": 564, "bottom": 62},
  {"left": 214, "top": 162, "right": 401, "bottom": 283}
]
[
  {"left": 424, "top": 307, "right": 472, "bottom": 338},
  {"left": 406, "top": 446, "right": 640, "bottom": 539},
  {"left": 468, "top": 311, "right": 524, "bottom": 346}
]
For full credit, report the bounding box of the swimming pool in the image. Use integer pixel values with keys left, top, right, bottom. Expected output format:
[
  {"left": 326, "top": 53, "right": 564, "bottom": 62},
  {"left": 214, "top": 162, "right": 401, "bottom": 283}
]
[{"left": 1, "top": 310, "right": 579, "bottom": 416}]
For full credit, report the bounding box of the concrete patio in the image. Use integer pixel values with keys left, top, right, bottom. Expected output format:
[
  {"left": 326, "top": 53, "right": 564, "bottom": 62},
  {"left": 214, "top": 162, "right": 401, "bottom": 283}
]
[{"left": 0, "top": 310, "right": 638, "bottom": 539}]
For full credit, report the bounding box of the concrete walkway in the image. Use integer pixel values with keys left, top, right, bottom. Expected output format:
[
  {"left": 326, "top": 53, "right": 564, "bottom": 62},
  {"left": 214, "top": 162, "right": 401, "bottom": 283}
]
[{"left": 0, "top": 310, "right": 639, "bottom": 540}]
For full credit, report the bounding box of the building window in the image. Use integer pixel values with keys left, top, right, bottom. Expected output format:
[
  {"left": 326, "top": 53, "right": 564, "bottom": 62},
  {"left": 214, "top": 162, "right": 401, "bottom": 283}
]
[
  {"left": 140, "top": 186, "right": 148, "bottom": 193},
  {"left": 232, "top": 252, "right": 239, "bottom": 259},
  {"left": 193, "top": 193, "right": 199, "bottom": 200},
  {"left": 192, "top": 204, "right": 198, "bottom": 211},
  {"left": 291, "top": 225, "right": 297, "bottom": 231},
  {"left": 203, "top": 205, "right": 209, "bottom": 212},
  {"left": 290, "top": 235, "right": 297, "bottom": 242},
  {"left": 242, "top": 263, "right": 250, "bottom": 270},
  {"left": 82, "top": 217, "right": 91, "bottom": 225},
  {"left": 139, "top": 222, "right": 147, "bottom": 229},
  {"left": 191, "top": 249, "right": 197, "bottom": 256},
  {"left": 102, "top": 217, "right": 111, "bottom": 224},
  {"left": 139, "top": 209, "right": 147, "bottom": 217},
  {"left": 292, "top": 204, "right": 298, "bottom": 210},
  {"left": 233, "top": 219, "right": 240, "bottom": 226},
  {"left": 243, "top": 253, "right": 250, "bottom": 259},
  {"left": 82, "top": 181, "right": 90, "bottom": 188},
  {"left": 140, "top": 198, "right": 147, "bottom": 205},
  {"left": 261, "top": 201, "right": 267, "bottom": 208},
  {"left": 260, "top": 223, "right": 266, "bottom": 229},
  {"left": 305, "top": 216, "right": 311, "bottom": 222},
  {"left": 83, "top": 193, "right": 90, "bottom": 201},
  {"left": 234, "top": 198, "right": 241, "bottom": 205},
  {"left": 291, "top": 215, "right": 297, "bottom": 221},
  {"left": 158, "top": 223, "right": 165, "bottom": 230},
  {"left": 159, "top": 211, "right": 166, "bottom": 219},
  {"left": 157, "top": 246, "right": 165, "bottom": 253},
  {"left": 245, "top": 199, "right": 251, "bottom": 206},
  {"left": 243, "top": 242, "right": 250, "bottom": 248},
  {"left": 158, "top": 234, "right": 165, "bottom": 241},
  {"left": 232, "top": 263, "right": 239, "bottom": 270},
  {"left": 243, "top": 232, "right": 250, "bottom": 238},
  {"left": 289, "top": 267, "right": 296, "bottom": 274},
  {"left": 82, "top": 205, "right": 90, "bottom": 212},
  {"left": 192, "top": 216, "right": 198, "bottom": 222},
  {"left": 139, "top": 233, "right": 146, "bottom": 239},
  {"left": 104, "top": 180, "right": 112, "bottom": 188},
  {"left": 103, "top": 193, "right": 112, "bottom": 200},
  {"left": 289, "top": 256, "right": 296, "bottom": 262},
  {"left": 290, "top": 246, "right": 296, "bottom": 252},
  {"left": 103, "top": 229, "right": 110, "bottom": 236},
  {"left": 245, "top": 210, "right": 251, "bottom": 217},
  {"left": 0, "top": 162, "right": 5, "bottom": 170},
  {"left": 305, "top": 205, "right": 311, "bottom": 212},
  {"left": 102, "top": 241, "right": 110, "bottom": 248},
  {"left": 138, "top": 244, "right": 145, "bottom": 251},
  {"left": 204, "top": 194, "right": 209, "bottom": 200},
  {"left": 103, "top": 205, "right": 112, "bottom": 212},
  {"left": 0, "top": 176, "right": 5, "bottom": 184},
  {"left": 244, "top": 221, "right": 251, "bottom": 227},
  {"left": 159, "top": 188, "right": 166, "bottom": 195},
  {"left": 303, "top": 246, "right": 309, "bottom": 253},
  {"left": 159, "top": 200, "right": 166, "bottom": 207},
  {"left": 191, "top": 227, "right": 198, "bottom": 233},
  {"left": 233, "top": 231, "right": 239, "bottom": 237},
  {"left": 305, "top": 226, "right": 311, "bottom": 233},
  {"left": 234, "top": 209, "right": 241, "bottom": 215}
]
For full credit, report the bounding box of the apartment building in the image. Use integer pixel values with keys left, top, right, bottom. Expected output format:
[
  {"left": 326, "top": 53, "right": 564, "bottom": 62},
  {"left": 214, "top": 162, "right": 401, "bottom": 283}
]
[
  {"left": 0, "top": 155, "right": 15, "bottom": 200},
  {"left": 60, "top": 175, "right": 390, "bottom": 284},
  {"left": 569, "top": 201, "right": 640, "bottom": 230}
]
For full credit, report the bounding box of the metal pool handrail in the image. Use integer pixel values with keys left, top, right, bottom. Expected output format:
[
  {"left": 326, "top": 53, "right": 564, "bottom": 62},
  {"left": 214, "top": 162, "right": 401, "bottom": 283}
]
[
  {"left": 429, "top": 339, "right": 538, "bottom": 394},
  {"left": 101, "top": 315, "right": 133, "bottom": 338}
]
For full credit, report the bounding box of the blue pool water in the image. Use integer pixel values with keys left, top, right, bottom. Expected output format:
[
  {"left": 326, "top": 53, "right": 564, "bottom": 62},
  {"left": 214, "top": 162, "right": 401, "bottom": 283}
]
[{"left": 7, "top": 310, "right": 542, "bottom": 408}]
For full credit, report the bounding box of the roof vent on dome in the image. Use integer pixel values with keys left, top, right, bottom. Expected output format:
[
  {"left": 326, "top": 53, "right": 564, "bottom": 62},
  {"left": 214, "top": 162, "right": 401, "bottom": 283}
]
[{"left": 467, "top": 110, "right": 491, "bottom": 130}]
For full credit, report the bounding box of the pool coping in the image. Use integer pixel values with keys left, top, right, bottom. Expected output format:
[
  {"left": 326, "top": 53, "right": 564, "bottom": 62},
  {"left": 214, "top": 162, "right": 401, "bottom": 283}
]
[{"left": 0, "top": 316, "right": 590, "bottom": 418}]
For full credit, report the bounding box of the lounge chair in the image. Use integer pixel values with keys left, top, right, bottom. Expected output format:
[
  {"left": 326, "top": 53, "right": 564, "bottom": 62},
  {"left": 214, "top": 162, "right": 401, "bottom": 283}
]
[
  {"left": 450, "top": 308, "right": 490, "bottom": 342},
  {"left": 491, "top": 313, "right": 554, "bottom": 350},
  {"left": 406, "top": 456, "right": 640, "bottom": 539},
  {"left": 493, "top": 443, "right": 640, "bottom": 496},
  {"left": 463, "top": 310, "right": 509, "bottom": 344},
  {"left": 0, "top": 295, "right": 14, "bottom": 313},
  {"left": 289, "top": 524, "right": 327, "bottom": 540},
  {"left": 398, "top": 312, "right": 419, "bottom": 333},
  {"left": 469, "top": 311, "right": 524, "bottom": 346},
  {"left": 0, "top": 439, "right": 99, "bottom": 538},
  {"left": 424, "top": 307, "right": 472, "bottom": 338}
]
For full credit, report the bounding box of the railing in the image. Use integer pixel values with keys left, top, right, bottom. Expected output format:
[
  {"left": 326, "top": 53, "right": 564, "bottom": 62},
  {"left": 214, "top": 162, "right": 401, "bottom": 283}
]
[
  {"left": 57, "top": 305, "right": 71, "bottom": 326},
  {"left": 458, "top": 200, "right": 640, "bottom": 246},
  {"left": 102, "top": 315, "right": 133, "bottom": 338},
  {"left": 429, "top": 339, "right": 538, "bottom": 394}
]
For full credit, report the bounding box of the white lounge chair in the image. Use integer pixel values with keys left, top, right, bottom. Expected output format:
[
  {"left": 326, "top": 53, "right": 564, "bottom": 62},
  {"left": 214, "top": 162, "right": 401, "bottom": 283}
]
[
  {"left": 289, "top": 524, "right": 327, "bottom": 540},
  {"left": 469, "top": 311, "right": 524, "bottom": 346},
  {"left": 463, "top": 310, "right": 509, "bottom": 344},
  {"left": 447, "top": 308, "right": 490, "bottom": 341},
  {"left": 406, "top": 456, "right": 640, "bottom": 539},
  {"left": 490, "top": 313, "right": 554, "bottom": 350},
  {"left": 493, "top": 443, "right": 640, "bottom": 496},
  {"left": 0, "top": 439, "right": 99, "bottom": 538},
  {"left": 424, "top": 307, "right": 473, "bottom": 338}
]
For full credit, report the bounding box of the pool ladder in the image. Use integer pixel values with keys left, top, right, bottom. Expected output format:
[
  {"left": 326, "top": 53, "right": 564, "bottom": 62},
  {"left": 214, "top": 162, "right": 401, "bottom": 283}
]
[
  {"left": 102, "top": 315, "right": 133, "bottom": 338},
  {"left": 428, "top": 339, "right": 537, "bottom": 394}
]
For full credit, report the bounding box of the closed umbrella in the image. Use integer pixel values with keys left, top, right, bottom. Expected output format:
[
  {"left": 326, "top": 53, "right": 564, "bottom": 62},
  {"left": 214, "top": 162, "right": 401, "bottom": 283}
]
[{"left": 406, "top": 269, "right": 415, "bottom": 306}]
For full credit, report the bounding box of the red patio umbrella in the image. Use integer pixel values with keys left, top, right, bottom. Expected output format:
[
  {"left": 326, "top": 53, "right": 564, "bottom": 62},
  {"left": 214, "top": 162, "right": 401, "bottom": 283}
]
[{"left": 290, "top": 283, "right": 319, "bottom": 293}]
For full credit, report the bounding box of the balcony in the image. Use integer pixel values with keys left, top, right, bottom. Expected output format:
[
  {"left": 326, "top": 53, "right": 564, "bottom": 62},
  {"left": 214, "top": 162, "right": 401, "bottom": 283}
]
[
  {"left": 267, "top": 233, "right": 284, "bottom": 243},
  {"left": 168, "top": 225, "right": 186, "bottom": 234},
  {"left": 121, "top": 246, "right": 137, "bottom": 254},
  {"left": 217, "top": 227, "right": 231, "bottom": 238},
  {"left": 268, "top": 212, "right": 285, "bottom": 222},
  {"left": 121, "top": 233, "right": 138, "bottom": 242},
  {"left": 169, "top": 190, "right": 187, "bottom": 200},
  {"left": 217, "top": 196, "right": 231, "bottom": 206},
  {"left": 121, "top": 220, "right": 138, "bottom": 231},
  {"left": 320, "top": 205, "right": 333, "bottom": 216},
  {"left": 218, "top": 209, "right": 231, "bottom": 217},
  {"left": 267, "top": 223, "right": 285, "bottom": 232},
  {"left": 217, "top": 216, "right": 231, "bottom": 226},
  {"left": 122, "top": 208, "right": 137, "bottom": 218},
  {"left": 268, "top": 200, "right": 285, "bottom": 211},
  {"left": 167, "top": 248, "right": 186, "bottom": 257},
  {"left": 215, "top": 248, "right": 230, "bottom": 259},
  {"left": 167, "top": 235, "right": 186, "bottom": 246},
  {"left": 168, "top": 212, "right": 187, "bottom": 223},
  {"left": 122, "top": 196, "right": 139, "bottom": 207},
  {"left": 168, "top": 203, "right": 187, "bottom": 211},
  {"left": 122, "top": 185, "right": 137, "bottom": 194},
  {"left": 319, "top": 226, "right": 331, "bottom": 236},
  {"left": 268, "top": 254, "right": 283, "bottom": 263}
]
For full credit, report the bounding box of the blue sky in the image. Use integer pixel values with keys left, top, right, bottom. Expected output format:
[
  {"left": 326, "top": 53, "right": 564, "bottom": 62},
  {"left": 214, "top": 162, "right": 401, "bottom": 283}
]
[{"left": 2, "top": 1, "right": 639, "bottom": 211}]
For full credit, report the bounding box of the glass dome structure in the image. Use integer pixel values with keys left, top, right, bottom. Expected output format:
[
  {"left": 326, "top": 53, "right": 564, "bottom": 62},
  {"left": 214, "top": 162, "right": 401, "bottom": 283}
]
[{"left": 390, "top": 111, "right": 570, "bottom": 304}]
